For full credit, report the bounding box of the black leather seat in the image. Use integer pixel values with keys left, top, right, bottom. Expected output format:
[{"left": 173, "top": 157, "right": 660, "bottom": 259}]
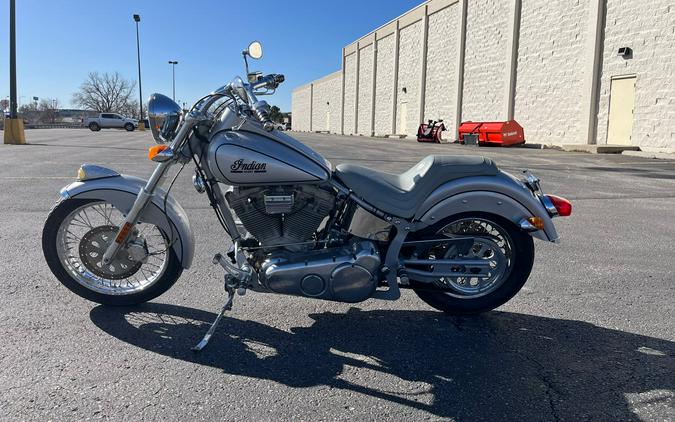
[{"left": 334, "top": 155, "right": 498, "bottom": 218}]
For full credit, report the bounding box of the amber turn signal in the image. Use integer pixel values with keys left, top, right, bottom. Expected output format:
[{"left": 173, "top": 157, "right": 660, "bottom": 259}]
[
  {"left": 148, "top": 144, "right": 170, "bottom": 161},
  {"left": 527, "top": 217, "right": 546, "bottom": 230},
  {"left": 115, "top": 222, "right": 133, "bottom": 244}
]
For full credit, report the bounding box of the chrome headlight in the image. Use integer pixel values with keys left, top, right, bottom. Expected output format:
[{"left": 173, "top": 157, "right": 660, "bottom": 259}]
[{"left": 148, "top": 93, "right": 183, "bottom": 144}]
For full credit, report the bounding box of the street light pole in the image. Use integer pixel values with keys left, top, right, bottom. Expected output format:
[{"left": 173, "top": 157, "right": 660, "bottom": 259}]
[
  {"left": 168, "top": 61, "right": 178, "bottom": 101},
  {"left": 4, "top": 0, "right": 26, "bottom": 144},
  {"left": 133, "top": 14, "right": 145, "bottom": 131}
]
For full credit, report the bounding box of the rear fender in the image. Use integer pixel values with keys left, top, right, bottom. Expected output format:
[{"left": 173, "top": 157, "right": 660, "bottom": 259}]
[
  {"left": 59, "top": 172, "right": 195, "bottom": 268},
  {"left": 415, "top": 172, "right": 558, "bottom": 242}
]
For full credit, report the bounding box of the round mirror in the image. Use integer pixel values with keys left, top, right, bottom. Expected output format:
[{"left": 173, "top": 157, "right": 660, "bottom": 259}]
[
  {"left": 247, "top": 41, "right": 263, "bottom": 60},
  {"left": 148, "top": 93, "right": 183, "bottom": 144}
]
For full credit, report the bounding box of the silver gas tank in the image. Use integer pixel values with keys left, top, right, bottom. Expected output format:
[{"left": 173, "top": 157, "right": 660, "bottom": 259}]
[{"left": 207, "top": 130, "right": 331, "bottom": 186}]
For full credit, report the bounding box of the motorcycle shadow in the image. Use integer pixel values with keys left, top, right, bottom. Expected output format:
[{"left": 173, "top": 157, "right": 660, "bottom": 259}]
[{"left": 89, "top": 304, "right": 674, "bottom": 420}]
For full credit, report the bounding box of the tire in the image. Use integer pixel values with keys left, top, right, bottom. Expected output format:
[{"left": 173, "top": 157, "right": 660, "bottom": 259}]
[
  {"left": 411, "top": 213, "right": 534, "bottom": 315},
  {"left": 89, "top": 122, "right": 101, "bottom": 131},
  {"left": 124, "top": 123, "right": 135, "bottom": 132},
  {"left": 42, "top": 198, "right": 183, "bottom": 306}
]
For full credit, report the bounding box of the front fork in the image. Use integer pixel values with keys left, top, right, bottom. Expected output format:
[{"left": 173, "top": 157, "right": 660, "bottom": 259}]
[{"left": 101, "top": 161, "right": 172, "bottom": 264}]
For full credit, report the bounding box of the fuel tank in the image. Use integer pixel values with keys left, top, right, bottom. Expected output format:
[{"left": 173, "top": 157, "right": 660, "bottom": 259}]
[{"left": 207, "top": 129, "right": 332, "bottom": 186}]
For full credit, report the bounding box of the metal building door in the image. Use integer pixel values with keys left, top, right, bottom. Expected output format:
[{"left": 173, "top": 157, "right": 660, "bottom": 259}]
[
  {"left": 607, "top": 76, "right": 636, "bottom": 145},
  {"left": 399, "top": 102, "right": 407, "bottom": 135},
  {"left": 326, "top": 111, "right": 330, "bottom": 131}
]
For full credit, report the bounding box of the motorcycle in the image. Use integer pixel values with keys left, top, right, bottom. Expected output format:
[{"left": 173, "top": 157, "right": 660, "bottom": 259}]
[{"left": 42, "top": 42, "right": 571, "bottom": 350}]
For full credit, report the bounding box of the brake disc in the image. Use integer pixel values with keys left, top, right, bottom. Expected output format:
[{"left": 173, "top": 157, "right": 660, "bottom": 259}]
[{"left": 78, "top": 225, "right": 142, "bottom": 280}]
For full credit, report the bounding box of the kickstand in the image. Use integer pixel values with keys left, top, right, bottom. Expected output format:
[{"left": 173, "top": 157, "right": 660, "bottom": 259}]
[{"left": 192, "top": 285, "right": 235, "bottom": 352}]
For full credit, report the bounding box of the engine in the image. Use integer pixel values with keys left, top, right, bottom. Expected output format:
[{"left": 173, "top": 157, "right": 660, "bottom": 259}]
[
  {"left": 226, "top": 184, "right": 335, "bottom": 250},
  {"left": 228, "top": 185, "right": 382, "bottom": 303},
  {"left": 259, "top": 240, "right": 381, "bottom": 303}
]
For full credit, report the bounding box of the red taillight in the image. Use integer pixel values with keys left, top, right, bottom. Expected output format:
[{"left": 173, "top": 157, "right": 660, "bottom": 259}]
[{"left": 545, "top": 195, "right": 572, "bottom": 217}]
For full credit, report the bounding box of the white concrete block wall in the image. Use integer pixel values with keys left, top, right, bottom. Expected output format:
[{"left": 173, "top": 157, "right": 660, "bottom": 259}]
[
  {"left": 311, "top": 81, "right": 328, "bottom": 132},
  {"left": 374, "top": 34, "right": 395, "bottom": 136},
  {"left": 293, "top": 0, "right": 675, "bottom": 150},
  {"left": 396, "top": 20, "right": 423, "bottom": 136},
  {"left": 596, "top": 0, "right": 675, "bottom": 148},
  {"left": 291, "top": 85, "right": 312, "bottom": 132},
  {"left": 357, "top": 44, "right": 374, "bottom": 135},
  {"left": 311, "top": 72, "right": 342, "bottom": 133},
  {"left": 514, "top": 0, "right": 590, "bottom": 144},
  {"left": 327, "top": 73, "right": 343, "bottom": 134},
  {"left": 343, "top": 53, "right": 357, "bottom": 135},
  {"left": 424, "top": 4, "right": 459, "bottom": 136},
  {"left": 462, "top": 0, "right": 508, "bottom": 121}
]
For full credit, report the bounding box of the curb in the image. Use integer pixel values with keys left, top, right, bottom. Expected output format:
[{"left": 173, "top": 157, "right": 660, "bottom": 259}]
[
  {"left": 558, "top": 144, "right": 641, "bottom": 154},
  {"left": 622, "top": 150, "right": 675, "bottom": 160}
]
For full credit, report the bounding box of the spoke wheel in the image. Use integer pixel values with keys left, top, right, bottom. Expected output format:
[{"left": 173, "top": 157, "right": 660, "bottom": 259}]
[
  {"left": 43, "top": 198, "right": 183, "bottom": 305},
  {"left": 432, "top": 218, "right": 514, "bottom": 299},
  {"left": 411, "top": 213, "right": 534, "bottom": 315},
  {"left": 55, "top": 201, "right": 169, "bottom": 295}
]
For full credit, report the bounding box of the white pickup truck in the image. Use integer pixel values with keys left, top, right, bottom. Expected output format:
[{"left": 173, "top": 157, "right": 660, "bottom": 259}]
[{"left": 85, "top": 113, "right": 138, "bottom": 132}]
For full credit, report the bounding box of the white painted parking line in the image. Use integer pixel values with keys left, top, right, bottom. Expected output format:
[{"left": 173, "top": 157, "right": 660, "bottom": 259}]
[{"left": 0, "top": 176, "right": 74, "bottom": 179}]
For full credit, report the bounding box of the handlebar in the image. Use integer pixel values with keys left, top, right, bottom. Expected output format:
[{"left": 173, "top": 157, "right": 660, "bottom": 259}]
[
  {"left": 165, "top": 72, "right": 282, "bottom": 157},
  {"left": 207, "top": 74, "right": 284, "bottom": 131},
  {"left": 241, "top": 75, "right": 281, "bottom": 131},
  {"left": 252, "top": 73, "right": 285, "bottom": 90}
]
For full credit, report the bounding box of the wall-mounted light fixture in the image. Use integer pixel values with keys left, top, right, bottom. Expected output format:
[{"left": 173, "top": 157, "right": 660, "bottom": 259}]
[
  {"left": 618, "top": 47, "right": 633, "bottom": 59},
  {"left": 402, "top": 87, "right": 407, "bottom": 93}
]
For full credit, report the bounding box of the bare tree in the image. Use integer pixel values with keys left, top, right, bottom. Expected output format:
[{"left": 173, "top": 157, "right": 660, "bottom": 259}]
[
  {"left": 18, "top": 102, "right": 40, "bottom": 123},
  {"left": 38, "top": 98, "right": 60, "bottom": 123},
  {"left": 18, "top": 98, "right": 61, "bottom": 124},
  {"left": 118, "top": 99, "right": 141, "bottom": 120},
  {"left": 73, "top": 72, "right": 138, "bottom": 117}
]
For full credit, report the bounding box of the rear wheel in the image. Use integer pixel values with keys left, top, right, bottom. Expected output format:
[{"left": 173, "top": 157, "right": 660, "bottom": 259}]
[
  {"left": 42, "top": 198, "right": 182, "bottom": 306},
  {"left": 88, "top": 122, "right": 100, "bottom": 131},
  {"left": 410, "top": 213, "right": 534, "bottom": 315}
]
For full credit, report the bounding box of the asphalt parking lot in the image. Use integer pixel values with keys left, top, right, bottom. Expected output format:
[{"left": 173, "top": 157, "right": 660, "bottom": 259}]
[{"left": 1, "top": 128, "right": 673, "bottom": 421}]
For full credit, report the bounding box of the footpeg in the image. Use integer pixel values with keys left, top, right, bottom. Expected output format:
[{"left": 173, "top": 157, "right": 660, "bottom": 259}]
[
  {"left": 398, "top": 268, "right": 410, "bottom": 285},
  {"left": 212, "top": 252, "right": 225, "bottom": 265},
  {"left": 213, "top": 253, "right": 251, "bottom": 296}
]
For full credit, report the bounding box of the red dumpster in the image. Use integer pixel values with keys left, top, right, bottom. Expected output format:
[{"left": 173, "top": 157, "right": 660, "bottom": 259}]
[{"left": 458, "top": 120, "right": 525, "bottom": 147}]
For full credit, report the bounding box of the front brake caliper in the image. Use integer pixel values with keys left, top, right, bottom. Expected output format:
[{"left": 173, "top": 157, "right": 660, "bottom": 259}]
[{"left": 126, "top": 229, "right": 150, "bottom": 264}]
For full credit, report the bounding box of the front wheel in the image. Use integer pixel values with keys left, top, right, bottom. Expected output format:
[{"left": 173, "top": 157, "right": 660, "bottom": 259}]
[
  {"left": 42, "top": 198, "right": 183, "bottom": 306},
  {"left": 410, "top": 213, "right": 534, "bottom": 315},
  {"left": 124, "top": 123, "right": 135, "bottom": 132}
]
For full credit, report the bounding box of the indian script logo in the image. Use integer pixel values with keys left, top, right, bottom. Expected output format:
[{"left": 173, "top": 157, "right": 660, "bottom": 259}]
[{"left": 230, "top": 159, "right": 267, "bottom": 173}]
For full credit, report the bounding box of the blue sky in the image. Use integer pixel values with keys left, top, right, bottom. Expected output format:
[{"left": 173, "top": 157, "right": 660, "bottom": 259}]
[{"left": 0, "top": 0, "right": 422, "bottom": 112}]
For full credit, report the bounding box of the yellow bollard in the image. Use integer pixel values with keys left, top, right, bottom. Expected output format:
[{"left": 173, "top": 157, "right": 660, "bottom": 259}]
[
  {"left": 138, "top": 121, "right": 146, "bottom": 131},
  {"left": 3, "top": 118, "right": 26, "bottom": 144}
]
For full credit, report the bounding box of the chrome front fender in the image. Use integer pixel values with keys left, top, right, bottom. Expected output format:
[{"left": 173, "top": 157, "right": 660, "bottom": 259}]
[
  {"left": 415, "top": 172, "right": 559, "bottom": 242},
  {"left": 58, "top": 172, "right": 195, "bottom": 269}
]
